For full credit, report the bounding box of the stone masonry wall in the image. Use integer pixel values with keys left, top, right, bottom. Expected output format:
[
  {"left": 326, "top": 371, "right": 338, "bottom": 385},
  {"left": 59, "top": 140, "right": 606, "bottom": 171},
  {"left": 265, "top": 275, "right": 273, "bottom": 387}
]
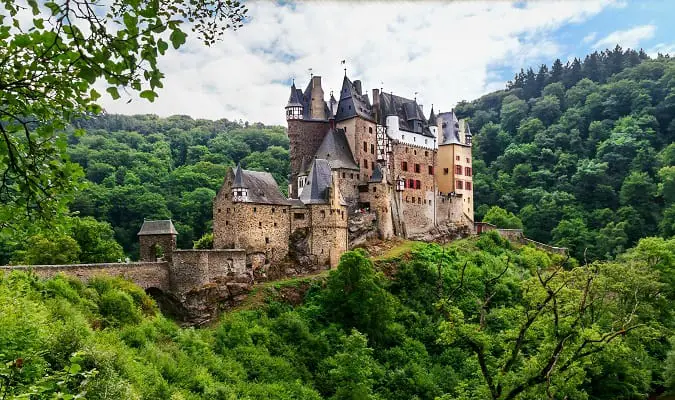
[
  {"left": 1, "top": 262, "right": 171, "bottom": 291},
  {"left": 213, "top": 177, "right": 291, "bottom": 263},
  {"left": 171, "top": 249, "right": 247, "bottom": 294},
  {"left": 336, "top": 117, "right": 378, "bottom": 185},
  {"left": 288, "top": 119, "right": 330, "bottom": 198},
  {"left": 308, "top": 204, "right": 348, "bottom": 267},
  {"left": 389, "top": 142, "right": 437, "bottom": 235},
  {"left": 139, "top": 234, "right": 177, "bottom": 262},
  {"left": 359, "top": 181, "right": 394, "bottom": 239}
]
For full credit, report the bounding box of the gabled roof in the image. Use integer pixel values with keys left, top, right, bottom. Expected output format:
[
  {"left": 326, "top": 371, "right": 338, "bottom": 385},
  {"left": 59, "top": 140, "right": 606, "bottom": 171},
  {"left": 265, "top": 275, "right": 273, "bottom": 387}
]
[
  {"left": 378, "top": 92, "right": 435, "bottom": 138},
  {"left": 138, "top": 220, "right": 178, "bottom": 236},
  {"left": 334, "top": 76, "right": 375, "bottom": 122},
  {"left": 285, "top": 78, "right": 329, "bottom": 121},
  {"left": 438, "top": 111, "right": 461, "bottom": 145},
  {"left": 300, "top": 159, "right": 333, "bottom": 204},
  {"left": 227, "top": 167, "right": 290, "bottom": 205},
  {"left": 314, "top": 127, "right": 359, "bottom": 170}
]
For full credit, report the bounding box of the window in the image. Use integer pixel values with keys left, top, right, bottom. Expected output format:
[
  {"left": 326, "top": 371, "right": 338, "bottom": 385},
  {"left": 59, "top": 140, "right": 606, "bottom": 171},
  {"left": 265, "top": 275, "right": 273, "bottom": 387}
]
[
  {"left": 401, "top": 161, "right": 408, "bottom": 171},
  {"left": 456, "top": 155, "right": 460, "bottom": 161},
  {"left": 271, "top": 208, "right": 275, "bottom": 213},
  {"left": 408, "top": 179, "right": 415, "bottom": 189},
  {"left": 418, "top": 197, "right": 421, "bottom": 204},
  {"left": 455, "top": 165, "right": 463, "bottom": 175},
  {"left": 294, "top": 213, "right": 305, "bottom": 220},
  {"left": 456, "top": 180, "right": 463, "bottom": 190},
  {"left": 443, "top": 168, "right": 449, "bottom": 175},
  {"left": 369, "top": 127, "right": 373, "bottom": 133},
  {"left": 405, "top": 147, "right": 409, "bottom": 153},
  {"left": 425, "top": 151, "right": 428, "bottom": 156},
  {"left": 226, "top": 208, "right": 231, "bottom": 214},
  {"left": 415, "top": 180, "right": 421, "bottom": 189},
  {"left": 373, "top": 186, "right": 377, "bottom": 192},
  {"left": 466, "top": 157, "right": 470, "bottom": 163},
  {"left": 371, "top": 144, "right": 375, "bottom": 154},
  {"left": 466, "top": 182, "right": 472, "bottom": 190},
  {"left": 402, "top": 135, "right": 405, "bottom": 140},
  {"left": 321, "top": 210, "right": 326, "bottom": 218},
  {"left": 428, "top": 166, "right": 434, "bottom": 175},
  {"left": 414, "top": 150, "right": 417, "bottom": 155},
  {"left": 259, "top": 222, "right": 262, "bottom": 227},
  {"left": 282, "top": 209, "right": 287, "bottom": 214},
  {"left": 414, "top": 164, "right": 421, "bottom": 173},
  {"left": 253, "top": 207, "right": 257, "bottom": 213},
  {"left": 350, "top": 173, "right": 354, "bottom": 179},
  {"left": 363, "top": 159, "right": 368, "bottom": 168},
  {"left": 265, "top": 237, "right": 270, "bottom": 244},
  {"left": 363, "top": 141, "right": 367, "bottom": 152},
  {"left": 343, "top": 172, "right": 346, "bottom": 178},
  {"left": 226, "top": 220, "right": 229, "bottom": 226},
  {"left": 465, "top": 167, "right": 472, "bottom": 176}
]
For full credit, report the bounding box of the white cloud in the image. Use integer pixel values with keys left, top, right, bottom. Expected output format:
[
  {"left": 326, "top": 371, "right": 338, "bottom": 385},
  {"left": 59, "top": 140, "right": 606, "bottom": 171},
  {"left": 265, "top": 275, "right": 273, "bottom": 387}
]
[
  {"left": 99, "top": 0, "right": 623, "bottom": 125},
  {"left": 647, "top": 42, "right": 675, "bottom": 57},
  {"left": 592, "top": 24, "right": 656, "bottom": 50},
  {"left": 582, "top": 32, "right": 597, "bottom": 44}
]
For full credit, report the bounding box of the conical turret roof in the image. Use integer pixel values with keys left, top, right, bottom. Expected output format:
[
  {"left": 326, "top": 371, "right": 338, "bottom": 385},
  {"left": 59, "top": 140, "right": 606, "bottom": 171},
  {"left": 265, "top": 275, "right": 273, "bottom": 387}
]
[
  {"left": 428, "top": 105, "right": 436, "bottom": 125},
  {"left": 286, "top": 81, "right": 303, "bottom": 108},
  {"left": 232, "top": 163, "right": 247, "bottom": 188}
]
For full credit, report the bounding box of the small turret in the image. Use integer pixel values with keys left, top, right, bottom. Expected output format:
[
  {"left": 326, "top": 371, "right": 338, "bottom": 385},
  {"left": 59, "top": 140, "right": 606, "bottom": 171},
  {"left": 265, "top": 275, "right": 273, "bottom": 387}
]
[
  {"left": 428, "top": 105, "right": 436, "bottom": 126},
  {"left": 231, "top": 163, "right": 249, "bottom": 202},
  {"left": 286, "top": 81, "right": 304, "bottom": 120}
]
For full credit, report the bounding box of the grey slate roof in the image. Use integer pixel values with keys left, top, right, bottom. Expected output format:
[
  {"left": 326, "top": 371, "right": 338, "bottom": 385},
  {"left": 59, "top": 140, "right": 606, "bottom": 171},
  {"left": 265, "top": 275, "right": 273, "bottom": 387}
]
[
  {"left": 138, "top": 220, "right": 178, "bottom": 236},
  {"left": 300, "top": 159, "right": 333, "bottom": 204},
  {"left": 286, "top": 82, "right": 303, "bottom": 107},
  {"left": 232, "top": 163, "right": 246, "bottom": 188},
  {"left": 428, "top": 105, "right": 436, "bottom": 125},
  {"left": 377, "top": 92, "right": 435, "bottom": 138},
  {"left": 438, "top": 111, "right": 461, "bottom": 145},
  {"left": 230, "top": 167, "right": 291, "bottom": 205},
  {"left": 314, "top": 127, "right": 360, "bottom": 170},
  {"left": 285, "top": 79, "right": 330, "bottom": 121},
  {"left": 334, "top": 76, "right": 375, "bottom": 122}
]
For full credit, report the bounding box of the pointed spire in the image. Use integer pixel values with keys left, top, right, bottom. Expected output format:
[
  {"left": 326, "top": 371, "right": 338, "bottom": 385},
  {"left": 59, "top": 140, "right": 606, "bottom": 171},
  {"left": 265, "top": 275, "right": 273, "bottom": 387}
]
[
  {"left": 232, "top": 163, "right": 246, "bottom": 188},
  {"left": 428, "top": 104, "right": 436, "bottom": 125},
  {"left": 286, "top": 81, "right": 302, "bottom": 108}
]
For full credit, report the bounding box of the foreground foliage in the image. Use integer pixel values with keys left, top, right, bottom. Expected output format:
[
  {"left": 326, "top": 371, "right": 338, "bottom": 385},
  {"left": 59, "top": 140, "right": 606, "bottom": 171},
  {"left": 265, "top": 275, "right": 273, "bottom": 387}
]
[{"left": 1, "top": 233, "right": 673, "bottom": 399}]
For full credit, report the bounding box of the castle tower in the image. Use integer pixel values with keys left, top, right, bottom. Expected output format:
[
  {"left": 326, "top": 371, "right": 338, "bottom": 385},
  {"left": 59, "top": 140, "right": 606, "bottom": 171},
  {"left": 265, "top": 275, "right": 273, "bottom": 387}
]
[
  {"left": 137, "top": 219, "right": 178, "bottom": 262},
  {"left": 436, "top": 111, "right": 474, "bottom": 225},
  {"left": 286, "top": 77, "right": 330, "bottom": 199}
]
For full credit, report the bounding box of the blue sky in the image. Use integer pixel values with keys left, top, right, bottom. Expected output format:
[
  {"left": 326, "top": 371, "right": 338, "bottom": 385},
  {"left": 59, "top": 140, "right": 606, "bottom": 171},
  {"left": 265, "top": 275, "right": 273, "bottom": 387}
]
[{"left": 100, "top": 0, "right": 675, "bottom": 125}]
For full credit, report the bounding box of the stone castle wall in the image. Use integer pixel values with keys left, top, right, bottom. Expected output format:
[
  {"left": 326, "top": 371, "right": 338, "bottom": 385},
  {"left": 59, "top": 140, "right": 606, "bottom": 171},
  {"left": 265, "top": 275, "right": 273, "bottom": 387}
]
[
  {"left": 171, "top": 249, "right": 247, "bottom": 294},
  {"left": 288, "top": 119, "right": 330, "bottom": 198},
  {"left": 139, "top": 234, "right": 177, "bottom": 262},
  {"left": 1, "top": 262, "right": 171, "bottom": 291}
]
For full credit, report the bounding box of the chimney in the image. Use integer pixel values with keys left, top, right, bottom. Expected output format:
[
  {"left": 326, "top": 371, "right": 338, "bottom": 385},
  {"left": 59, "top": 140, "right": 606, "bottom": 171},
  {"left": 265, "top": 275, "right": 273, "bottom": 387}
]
[
  {"left": 312, "top": 75, "right": 322, "bottom": 89},
  {"left": 372, "top": 89, "right": 380, "bottom": 122},
  {"left": 353, "top": 80, "right": 362, "bottom": 95}
]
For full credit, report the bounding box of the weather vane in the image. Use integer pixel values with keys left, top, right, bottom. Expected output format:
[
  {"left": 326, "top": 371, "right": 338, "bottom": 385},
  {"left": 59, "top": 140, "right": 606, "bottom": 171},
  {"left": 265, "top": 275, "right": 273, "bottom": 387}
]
[
  {"left": 414, "top": 91, "right": 418, "bottom": 101},
  {"left": 341, "top": 59, "right": 346, "bottom": 76},
  {"left": 308, "top": 68, "right": 313, "bottom": 78}
]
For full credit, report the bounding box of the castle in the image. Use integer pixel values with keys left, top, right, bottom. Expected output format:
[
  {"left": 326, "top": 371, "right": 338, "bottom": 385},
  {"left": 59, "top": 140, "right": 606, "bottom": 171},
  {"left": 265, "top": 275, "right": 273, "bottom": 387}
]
[{"left": 213, "top": 74, "right": 474, "bottom": 267}]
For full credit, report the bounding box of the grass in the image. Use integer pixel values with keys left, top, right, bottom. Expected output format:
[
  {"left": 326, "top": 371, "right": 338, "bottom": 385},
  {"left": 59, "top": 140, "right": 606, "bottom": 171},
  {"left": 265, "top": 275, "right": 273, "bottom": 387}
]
[{"left": 371, "top": 239, "right": 420, "bottom": 261}]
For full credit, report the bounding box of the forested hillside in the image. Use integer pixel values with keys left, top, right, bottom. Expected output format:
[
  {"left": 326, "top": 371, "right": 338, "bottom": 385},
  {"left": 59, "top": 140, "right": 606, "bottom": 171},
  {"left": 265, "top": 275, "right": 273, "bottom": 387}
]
[
  {"left": 457, "top": 47, "right": 675, "bottom": 260},
  {"left": 2, "top": 234, "right": 674, "bottom": 399},
  {"left": 66, "top": 116, "right": 289, "bottom": 255}
]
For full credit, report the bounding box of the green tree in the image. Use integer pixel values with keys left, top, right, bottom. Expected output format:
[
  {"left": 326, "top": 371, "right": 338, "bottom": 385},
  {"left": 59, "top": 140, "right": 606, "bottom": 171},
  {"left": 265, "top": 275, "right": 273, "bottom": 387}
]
[
  {"left": 12, "top": 233, "right": 81, "bottom": 265},
  {"left": 0, "top": 0, "right": 247, "bottom": 231},
  {"left": 499, "top": 95, "right": 528, "bottom": 133},
  {"left": 482, "top": 206, "right": 523, "bottom": 229}
]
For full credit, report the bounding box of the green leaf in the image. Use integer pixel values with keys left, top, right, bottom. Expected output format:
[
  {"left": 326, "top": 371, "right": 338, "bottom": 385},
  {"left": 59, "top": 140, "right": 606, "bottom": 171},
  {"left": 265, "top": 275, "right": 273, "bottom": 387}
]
[
  {"left": 169, "top": 29, "right": 187, "bottom": 49},
  {"left": 139, "top": 90, "right": 157, "bottom": 102},
  {"left": 157, "top": 39, "right": 168, "bottom": 55},
  {"left": 69, "top": 363, "right": 82, "bottom": 374},
  {"left": 106, "top": 87, "right": 120, "bottom": 100},
  {"left": 33, "top": 18, "right": 44, "bottom": 30}
]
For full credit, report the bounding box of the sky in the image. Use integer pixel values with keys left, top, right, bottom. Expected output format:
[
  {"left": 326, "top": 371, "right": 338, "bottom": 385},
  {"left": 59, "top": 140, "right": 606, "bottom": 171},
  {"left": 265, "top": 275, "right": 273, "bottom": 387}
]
[{"left": 99, "top": 0, "right": 675, "bottom": 126}]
